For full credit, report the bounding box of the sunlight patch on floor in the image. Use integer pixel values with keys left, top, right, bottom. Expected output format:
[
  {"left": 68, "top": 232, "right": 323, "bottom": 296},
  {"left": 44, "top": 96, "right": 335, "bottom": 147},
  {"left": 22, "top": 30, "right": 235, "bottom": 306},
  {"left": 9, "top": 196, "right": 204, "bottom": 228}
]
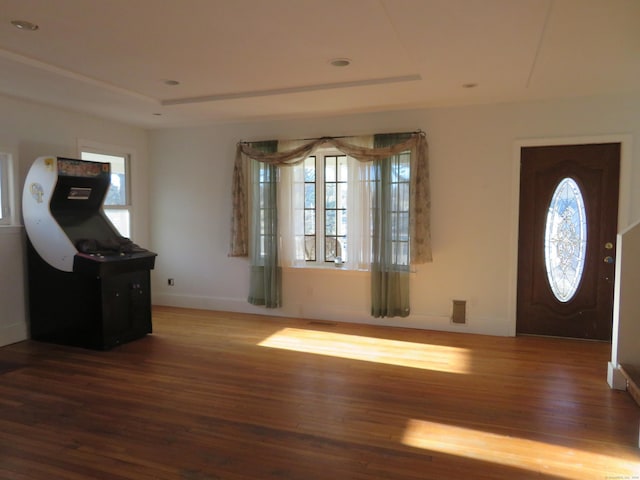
[
  {"left": 401, "top": 419, "right": 640, "bottom": 479},
  {"left": 258, "top": 328, "right": 471, "bottom": 374}
]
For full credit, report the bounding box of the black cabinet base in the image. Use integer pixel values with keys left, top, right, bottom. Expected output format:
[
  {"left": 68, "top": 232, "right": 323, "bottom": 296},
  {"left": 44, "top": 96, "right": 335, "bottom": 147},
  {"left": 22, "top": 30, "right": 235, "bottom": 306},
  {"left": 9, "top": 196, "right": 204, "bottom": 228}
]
[{"left": 27, "top": 241, "right": 153, "bottom": 351}]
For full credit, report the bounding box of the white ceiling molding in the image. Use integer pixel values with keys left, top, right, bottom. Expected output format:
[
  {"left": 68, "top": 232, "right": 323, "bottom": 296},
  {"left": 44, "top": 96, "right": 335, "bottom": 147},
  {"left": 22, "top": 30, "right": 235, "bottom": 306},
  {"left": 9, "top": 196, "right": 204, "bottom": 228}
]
[
  {"left": 162, "top": 75, "right": 422, "bottom": 106},
  {"left": 0, "top": 0, "right": 637, "bottom": 128}
]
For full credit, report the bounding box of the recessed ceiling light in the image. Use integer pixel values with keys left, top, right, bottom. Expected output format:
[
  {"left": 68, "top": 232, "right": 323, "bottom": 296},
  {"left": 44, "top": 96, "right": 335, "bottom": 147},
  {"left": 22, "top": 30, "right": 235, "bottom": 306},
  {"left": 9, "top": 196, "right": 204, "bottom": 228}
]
[
  {"left": 164, "top": 79, "right": 180, "bottom": 86},
  {"left": 462, "top": 83, "right": 478, "bottom": 89},
  {"left": 330, "top": 58, "right": 352, "bottom": 68},
  {"left": 10, "top": 20, "right": 39, "bottom": 31}
]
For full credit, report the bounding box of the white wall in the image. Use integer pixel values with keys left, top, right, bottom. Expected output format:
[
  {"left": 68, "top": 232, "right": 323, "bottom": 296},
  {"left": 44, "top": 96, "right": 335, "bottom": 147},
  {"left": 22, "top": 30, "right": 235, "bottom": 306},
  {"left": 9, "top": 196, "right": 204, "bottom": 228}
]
[
  {"left": 0, "top": 226, "right": 27, "bottom": 345},
  {"left": 149, "top": 92, "right": 640, "bottom": 337},
  {"left": 0, "top": 93, "right": 149, "bottom": 347},
  {"left": 612, "top": 221, "right": 640, "bottom": 368},
  {"left": 2, "top": 88, "right": 636, "bottom": 346}
]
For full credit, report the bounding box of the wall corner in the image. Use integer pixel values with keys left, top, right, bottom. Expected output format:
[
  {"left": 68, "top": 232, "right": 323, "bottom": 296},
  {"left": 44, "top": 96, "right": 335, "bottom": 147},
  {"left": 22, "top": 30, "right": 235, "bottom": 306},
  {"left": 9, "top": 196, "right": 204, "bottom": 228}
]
[{"left": 607, "top": 361, "right": 627, "bottom": 390}]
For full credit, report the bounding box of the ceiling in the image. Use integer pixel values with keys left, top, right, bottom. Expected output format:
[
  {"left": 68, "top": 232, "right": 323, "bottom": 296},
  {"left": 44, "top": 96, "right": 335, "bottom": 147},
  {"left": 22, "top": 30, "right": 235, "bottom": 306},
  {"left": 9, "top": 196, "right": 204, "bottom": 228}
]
[{"left": 0, "top": 0, "right": 638, "bottom": 129}]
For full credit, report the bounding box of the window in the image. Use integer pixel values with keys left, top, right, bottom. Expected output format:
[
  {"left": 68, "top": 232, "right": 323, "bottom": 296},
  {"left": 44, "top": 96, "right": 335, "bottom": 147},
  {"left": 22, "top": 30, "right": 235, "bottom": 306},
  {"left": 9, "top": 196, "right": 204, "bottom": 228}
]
[
  {"left": 303, "top": 156, "right": 317, "bottom": 261},
  {"left": 324, "top": 154, "right": 348, "bottom": 263},
  {"left": 80, "top": 149, "right": 131, "bottom": 237},
  {"left": 0, "top": 152, "right": 14, "bottom": 225},
  {"left": 254, "top": 161, "right": 278, "bottom": 261},
  {"left": 385, "top": 150, "right": 411, "bottom": 267},
  {"left": 287, "top": 147, "right": 410, "bottom": 270},
  {"left": 235, "top": 132, "right": 428, "bottom": 316},
  {"left": 544, "top": 177, "right": 587, "bottom": 302},
  {"left": 300, "top": 153, "right": 349, "bottom": 264}
]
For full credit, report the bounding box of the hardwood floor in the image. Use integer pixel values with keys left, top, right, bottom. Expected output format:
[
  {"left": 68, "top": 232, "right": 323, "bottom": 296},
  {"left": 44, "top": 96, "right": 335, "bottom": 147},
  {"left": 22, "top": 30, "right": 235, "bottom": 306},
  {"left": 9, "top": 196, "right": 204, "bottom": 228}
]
[{"left": 0, "top": 306, "right": 638, "bottom": 479}]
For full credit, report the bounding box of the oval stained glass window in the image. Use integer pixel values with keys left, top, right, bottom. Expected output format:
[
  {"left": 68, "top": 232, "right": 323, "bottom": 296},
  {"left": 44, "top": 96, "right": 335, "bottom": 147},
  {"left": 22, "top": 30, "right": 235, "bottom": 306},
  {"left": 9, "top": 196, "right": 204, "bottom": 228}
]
[{"left": 544, "top": 177, "right": 587, "bottom": 302}]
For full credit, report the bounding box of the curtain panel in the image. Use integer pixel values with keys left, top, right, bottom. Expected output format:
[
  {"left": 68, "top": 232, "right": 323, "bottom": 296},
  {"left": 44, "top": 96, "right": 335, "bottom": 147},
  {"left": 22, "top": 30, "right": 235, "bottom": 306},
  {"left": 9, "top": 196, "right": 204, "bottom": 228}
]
[
  {"left": 371, "top": 133, "right": 412, "bottom": 318},
  {"left": 230, "top": 131, "right": 432, "bottom": 264},
  {"left": 246, "top": 141, "right": 281, "bottom": 308}
]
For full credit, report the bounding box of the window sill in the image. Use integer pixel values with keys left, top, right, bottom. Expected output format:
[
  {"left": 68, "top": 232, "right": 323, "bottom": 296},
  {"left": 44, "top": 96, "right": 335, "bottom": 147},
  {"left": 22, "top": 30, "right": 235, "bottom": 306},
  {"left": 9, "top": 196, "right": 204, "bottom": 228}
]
[
  {"left": 283, "top": 264, "right": 418, "bottom": 277},
  {"left": 0, "top": 224, "right": 23, "bottom": 234},
  {"left": 283, "top": 264, "right": 369, "bottom": 274}
]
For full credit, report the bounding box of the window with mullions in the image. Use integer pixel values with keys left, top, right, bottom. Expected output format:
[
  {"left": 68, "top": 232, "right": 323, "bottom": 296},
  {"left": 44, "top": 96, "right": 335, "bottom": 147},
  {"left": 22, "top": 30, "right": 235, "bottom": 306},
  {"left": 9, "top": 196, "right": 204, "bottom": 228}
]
[
  {"left": 255, "top": 162, "right": 278, "bottom": 260},
  {"left": 303, "top": 156, "right": 317, "bottom": 261},
  {"left": 388, "top": 151, "right": 411, "bottom": 267},
  {"left": 391, "top": 152, "right": 411, "bottom": 266},
  {"left": 290, "top": 147, "right": 411, "bottom": 270},
  {"left": 324, "top": 155, "right": 348, "bottom": 262},
  {"left": 300, "top": 153, "right": 349, "bottom": 265}
]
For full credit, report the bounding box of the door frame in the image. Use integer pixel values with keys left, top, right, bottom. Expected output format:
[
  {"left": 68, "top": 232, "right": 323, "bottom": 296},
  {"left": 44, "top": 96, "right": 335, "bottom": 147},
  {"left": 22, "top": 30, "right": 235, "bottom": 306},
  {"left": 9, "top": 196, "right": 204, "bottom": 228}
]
[{"left": 508, "top": 134, "right": 632, "bottom": 336}]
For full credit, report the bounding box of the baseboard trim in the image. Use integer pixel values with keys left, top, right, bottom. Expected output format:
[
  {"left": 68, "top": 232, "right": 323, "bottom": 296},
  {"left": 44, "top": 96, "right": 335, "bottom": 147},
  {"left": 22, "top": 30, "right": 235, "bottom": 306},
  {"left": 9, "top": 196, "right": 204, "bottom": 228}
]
[
  {"left": 0, "top": 322, "right": 28, "bottom": 347},
  {"left": 152, "top": 292, "right": 513, "bottom": 336},
  {"left": 607, "top": 362, "right": 628, "bottom": 390}
]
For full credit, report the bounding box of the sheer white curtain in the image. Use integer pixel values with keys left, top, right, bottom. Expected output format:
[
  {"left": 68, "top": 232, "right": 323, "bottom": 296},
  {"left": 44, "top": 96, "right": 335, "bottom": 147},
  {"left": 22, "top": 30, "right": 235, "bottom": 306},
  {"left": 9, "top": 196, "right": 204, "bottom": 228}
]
[
  {"left": 278, "top": 136, "right": 374, "bottom": 270},
  {"left": 344, "top": 136, "right": 373, "bottom": 270},
  {"left": 278, "top": 138, "right": 305, "bottom": 268}
]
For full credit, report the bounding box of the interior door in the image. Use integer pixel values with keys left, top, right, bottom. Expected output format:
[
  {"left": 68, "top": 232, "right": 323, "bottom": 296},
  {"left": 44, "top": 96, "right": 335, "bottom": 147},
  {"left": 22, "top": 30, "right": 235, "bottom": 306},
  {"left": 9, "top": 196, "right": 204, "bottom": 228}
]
[{"left": 516, "top": 143, "right": 620, "bottom": 340}]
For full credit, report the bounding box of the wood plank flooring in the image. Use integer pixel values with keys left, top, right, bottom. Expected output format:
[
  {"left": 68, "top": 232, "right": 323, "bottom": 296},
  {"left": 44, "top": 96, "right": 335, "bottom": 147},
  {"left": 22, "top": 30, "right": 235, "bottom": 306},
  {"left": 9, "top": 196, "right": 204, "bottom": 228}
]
[{"left": 0, "top": 306, "right": 638, "bottom": 479}]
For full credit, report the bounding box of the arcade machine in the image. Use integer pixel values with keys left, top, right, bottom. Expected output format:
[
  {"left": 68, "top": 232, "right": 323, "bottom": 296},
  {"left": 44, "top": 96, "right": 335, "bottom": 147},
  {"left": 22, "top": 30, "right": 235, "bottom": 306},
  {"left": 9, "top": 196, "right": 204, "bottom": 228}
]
[{"left": 23, "top": 156, "right": 157, "bottom": 350}]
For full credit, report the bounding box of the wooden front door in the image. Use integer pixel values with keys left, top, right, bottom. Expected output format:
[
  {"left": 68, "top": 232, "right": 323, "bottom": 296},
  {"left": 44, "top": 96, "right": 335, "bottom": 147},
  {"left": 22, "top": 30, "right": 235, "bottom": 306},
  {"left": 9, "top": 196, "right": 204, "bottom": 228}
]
[{"left": 516, "top": 143, "right": 620, "bottom": 340}]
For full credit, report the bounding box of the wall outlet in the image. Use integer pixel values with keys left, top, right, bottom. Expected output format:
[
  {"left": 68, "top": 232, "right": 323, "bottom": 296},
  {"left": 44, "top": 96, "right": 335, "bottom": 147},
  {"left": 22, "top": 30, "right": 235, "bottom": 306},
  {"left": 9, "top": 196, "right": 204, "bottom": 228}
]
[{"left": 168, "top": 278, "right": 175, "bottom": 286}]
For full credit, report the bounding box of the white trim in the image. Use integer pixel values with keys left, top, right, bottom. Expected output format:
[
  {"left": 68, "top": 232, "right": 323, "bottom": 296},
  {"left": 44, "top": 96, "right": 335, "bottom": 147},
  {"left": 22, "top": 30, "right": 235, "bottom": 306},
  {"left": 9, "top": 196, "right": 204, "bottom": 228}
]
[
  {"left": 162, "top": 74, "right": 422, "bottom": 105},
  {"left": 0, "top": 47, "right": 158, "bottom": 104},
  {"left": 607, "top": 361, "right": 627, "bottom": 390},
  {"left": 77, "top": 138, "right": 136, "bottom": 163},
  {"left": 0, "top": 225, "right": 23, "bottom": 234},
  {"left": 0, "top": 321, "right": 28, "bottom": 348},
  {"left": 152, "top": 292, "right": 507, "bottom": 336},
  {"left": 509, "top": 134, "right": 633, "bottom": 336}
]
